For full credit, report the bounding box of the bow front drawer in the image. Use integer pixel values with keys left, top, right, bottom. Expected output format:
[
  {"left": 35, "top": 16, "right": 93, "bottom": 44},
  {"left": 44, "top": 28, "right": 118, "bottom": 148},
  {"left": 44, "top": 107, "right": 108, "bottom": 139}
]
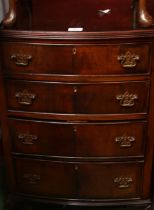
[
  {"left": 2, "top": 42, "right": 73, "bottom": 75},
  {"left": 15, "top": 158, "right": 76, "bottom": 197},
  {"left": 2, "top": 42, "right": 151, "bottom": 76},
  {"left": 9, "top": 119, "right": 146, "bottom": 158},
  {"left": 6, "top": 80, "right": 149, "bottom": 115},
  {"left": 74, "top": 44, "right": 151, "bottom": 75},
  {"left": 15, "top": 158, "right": 143, "bottom": 199}
]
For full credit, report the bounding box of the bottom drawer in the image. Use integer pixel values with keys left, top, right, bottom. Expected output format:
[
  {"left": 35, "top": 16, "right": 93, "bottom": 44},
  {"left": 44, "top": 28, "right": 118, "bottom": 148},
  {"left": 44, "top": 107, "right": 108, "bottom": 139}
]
[{"left": 15, "top": 158, "right": 143, "bottom": 199}]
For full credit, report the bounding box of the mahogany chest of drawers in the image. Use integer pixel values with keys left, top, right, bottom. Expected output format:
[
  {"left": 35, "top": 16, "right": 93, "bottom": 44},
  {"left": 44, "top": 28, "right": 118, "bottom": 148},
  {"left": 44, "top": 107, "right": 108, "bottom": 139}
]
[{"left": 0, "top": 0, "right": 154, "bottom": 209}]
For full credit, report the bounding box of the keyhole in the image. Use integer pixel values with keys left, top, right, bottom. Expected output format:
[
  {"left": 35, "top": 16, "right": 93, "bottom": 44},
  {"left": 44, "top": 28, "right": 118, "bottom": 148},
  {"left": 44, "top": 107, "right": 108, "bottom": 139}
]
[
  {"left": 73, "top": 86, "right": 78, "bottom": 94},
  {"left": 75, "top": 165, "right": 79, "bottom": 171},
  {"left": 73, "top": 48, "right": 77, "bottom": 55},
  {"left": 73, "top": 126, "right": 77, "bottom": 133}
]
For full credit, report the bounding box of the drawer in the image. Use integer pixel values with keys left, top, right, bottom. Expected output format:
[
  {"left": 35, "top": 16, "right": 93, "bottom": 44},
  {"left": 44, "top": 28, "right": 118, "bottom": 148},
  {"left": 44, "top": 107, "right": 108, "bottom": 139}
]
[
  {"left": 9, "top": 119, "right": 75, "bottom": 156},
  {"left": 2, "top": 43, "right": 150, "bottom": 76},
  {"left": 2, "top": 42, "right": 73, "bottom": 75},
  {"left": 9, "top": 119, "right": 146, "bottom": 158},
  {"left": 74, "top": 44, "right": 151, "bottom": 75},
  {"left": 6, "top": 80, "right": 149, "bottom": 115},
  {"left": 15, "top": 158, "right": 76, "bottom": 197},
  {"left": 6, "top": 80, "right": 74, "bottom": 114},
  {"left": 15, "top": 158, "right": 142, "bottom": 199},
  {"left": 75, "top": 121, "right": 146, "bottom": 157},
  {"left": 77, "top": 162, "right": 142, "bottom": 199},
  {"left": 76, "top": 81, "right": 149, "bottom": 114}
]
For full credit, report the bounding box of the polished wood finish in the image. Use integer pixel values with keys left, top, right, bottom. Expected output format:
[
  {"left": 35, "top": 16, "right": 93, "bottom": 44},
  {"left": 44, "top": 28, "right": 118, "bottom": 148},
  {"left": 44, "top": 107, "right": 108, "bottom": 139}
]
[
  {"left": 0, "top": 0, "right": 154, "bottom": 209},
  {"left": 1, "top": 42, "right": 151, "bottom": 76},
  {"left": 15, "top": 158, "right": 76, "bottom": 197},
  {"left": 3, "top": 0, "right": 17, "bottom": 27},
  {"left": 9, "top": 119, "right": 146, "bottom": 158},
  {"left": 15, "top": 158, "right": 143, "bottom": 199},
  {"left": 2, "top": 0, "right": 153, "bottom": 30},
  {"left": 2, "top": 43, "right": 73, "bottom": 75},
  {"left": 138, "top": 0, "right": 153, "bottom": 27},
  {"left": 6, "top": 80, "right": 149, "bottom": 114}
]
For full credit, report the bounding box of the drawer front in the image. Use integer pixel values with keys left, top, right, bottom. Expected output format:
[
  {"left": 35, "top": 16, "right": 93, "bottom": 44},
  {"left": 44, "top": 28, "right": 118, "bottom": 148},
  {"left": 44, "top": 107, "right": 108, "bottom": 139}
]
[
  {"left": 2, "top": 43, "right": 150, "bottom": 76},
  {"left": 6, "top": 80, "right": 149, "bottom": 114},
  {"left": 15, "top": 158, "right": 142, "bottom": 199},
  {"left": 10, "top": 119, "right": 146, "bottom": 158},
  {"left": 75, "top": 121, "right": 146, "bottom": 157},
  {"left": 2, "top": 43, "right": 73, "bottom": 75},
  {"left": 76, "top": 81, "right": 149, "bottom": 114},
  {"left": 15, "top": 158, "right": 76, "bottom": 197},
  {"left": 74, "top": 44, "right": 150, "bottom": 75},
  {"left": 6, "top": 80, "right": 74, "bottom": 113},
  {"left": 9, "top": 119, "right": 74, "bottom": 156},
  {"left": 77, "top": 162, "right": 142, "bottom": 199}
]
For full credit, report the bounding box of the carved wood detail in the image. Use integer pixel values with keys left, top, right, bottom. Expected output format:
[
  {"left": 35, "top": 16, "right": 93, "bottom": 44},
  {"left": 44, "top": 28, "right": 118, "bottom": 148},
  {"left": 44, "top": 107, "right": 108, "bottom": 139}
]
[
  {"left": 3, "top": 0, "right": 17, "bottom": 27},
  {"left": 138, "top": 0, "right": 153, "bottom": 27}
]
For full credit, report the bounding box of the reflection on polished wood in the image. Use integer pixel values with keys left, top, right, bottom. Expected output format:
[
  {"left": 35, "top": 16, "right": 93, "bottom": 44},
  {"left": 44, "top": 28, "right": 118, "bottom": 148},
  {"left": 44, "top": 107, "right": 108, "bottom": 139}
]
[
  {"left": 138, "top": 0, "right": 153, "bottom": 27},
  {"left": 2, "top": 0, "right": 154, "bottom": 30},
  {"left": 3, "top": 0, "right": 17, "bottom": 27}
]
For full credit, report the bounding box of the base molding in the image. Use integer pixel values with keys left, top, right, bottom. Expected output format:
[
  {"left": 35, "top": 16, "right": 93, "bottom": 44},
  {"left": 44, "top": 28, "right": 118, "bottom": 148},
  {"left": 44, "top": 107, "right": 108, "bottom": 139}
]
[{"left": 5, "top": 194, "right": 152, "bottom": 210}]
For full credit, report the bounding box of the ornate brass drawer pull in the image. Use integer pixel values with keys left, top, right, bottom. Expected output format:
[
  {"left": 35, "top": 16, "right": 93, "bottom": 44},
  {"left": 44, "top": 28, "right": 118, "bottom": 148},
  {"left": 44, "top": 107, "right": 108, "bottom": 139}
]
[
  {"left": 114, "top": 176, "right": 133, "bottom": 188},
  {"left": 116, "top": 91, "right": 138, "bottom": 107},
  {"left": 117, "top": 51, "right": 140, "bottom": 68},
  {"left": 15, "top": 89, "right": 36, "bottom": 105},
  {"left": 18, "top": 133, "right": 38, "bottom": 145},
  {"left": 23, "top": 174, "right": 41, "bottom": 185},
  {"left": 11, "top": 54, "right": 32, "bottom": 67},
  {"left": 115, "top": 136, "right": 136, "bottom": 147}
]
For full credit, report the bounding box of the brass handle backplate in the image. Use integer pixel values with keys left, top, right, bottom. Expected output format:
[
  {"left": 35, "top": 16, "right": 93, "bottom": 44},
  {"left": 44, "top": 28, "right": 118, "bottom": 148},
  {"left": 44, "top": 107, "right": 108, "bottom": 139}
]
[
  {"left": 115, "top": 136, "right": 136, "bottom": 147},
  {"left": 23, "top": 174, "right": 41, "bottom": 185},
  {"left": 116, "top": 91, "right": 138, "bottom": 107},
  {"left": 117, "top": 51, "right": 140, "bottom": 68},
  {"left": 11, "top": 54, "right": 32, "bottom": 67},
  {"left": 18, "top": 133, "right": 38, "bottom": 145},
  {"left": 15, "top": 89, "right": 36, "bottom": 105},
  {"left": 114, "top": 176, "right": 133, "bottom": 188}
]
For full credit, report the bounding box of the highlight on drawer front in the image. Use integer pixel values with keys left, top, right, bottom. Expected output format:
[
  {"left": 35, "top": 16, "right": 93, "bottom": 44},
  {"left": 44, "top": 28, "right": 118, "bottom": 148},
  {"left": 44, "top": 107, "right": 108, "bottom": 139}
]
[
  {"left": 9, "top": 119, "right": 146, "bottom": 158},
  {"left": 6, "top": 80, "right": 150, "bottom": 115},
  {"left": 15, "top": 158, "right": 143, "bottom": 199},
  {"left": 2, "top": 42, "right": 151, "bottom": 76}
]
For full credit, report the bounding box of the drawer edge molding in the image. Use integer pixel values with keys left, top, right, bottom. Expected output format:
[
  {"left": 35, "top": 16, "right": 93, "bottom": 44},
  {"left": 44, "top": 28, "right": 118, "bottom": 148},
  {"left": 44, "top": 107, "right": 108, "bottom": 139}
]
[
  {"left": 7, "top": 110, "right": 148, "bottom": 121},
  {"left": 10, "top": 193, "right": 152, "bottom": 206}
]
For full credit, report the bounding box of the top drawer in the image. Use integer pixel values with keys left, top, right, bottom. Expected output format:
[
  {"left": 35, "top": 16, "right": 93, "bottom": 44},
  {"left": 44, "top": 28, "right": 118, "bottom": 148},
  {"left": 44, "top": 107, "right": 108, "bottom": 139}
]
[
  {"left": 1, "top": 42, "right": 151, "bottom": 76},
  {"left": 74, "top": 44, "right": 151, "bottom": 75},
  {"left": 1, "top": 43, "right": 73, "bottom": 75}
]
